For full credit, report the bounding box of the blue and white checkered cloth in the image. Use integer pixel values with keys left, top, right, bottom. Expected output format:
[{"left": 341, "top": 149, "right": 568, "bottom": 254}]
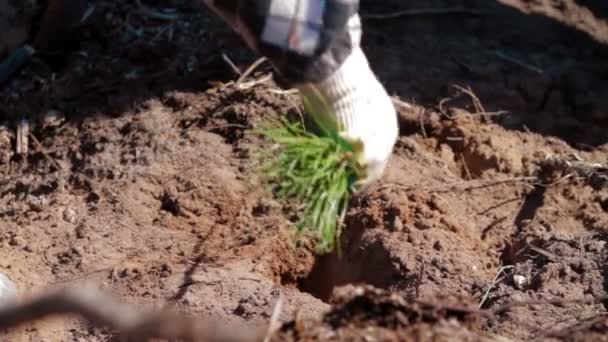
[{"left": 204, "top": 0, "right": 361, "bottom": 86}]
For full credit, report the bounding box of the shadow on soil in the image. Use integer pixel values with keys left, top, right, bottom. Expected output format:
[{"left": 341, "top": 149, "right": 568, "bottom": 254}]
[
  {"left": 1, "top": 1, "right": 607, "bottom": 150},
  {"left": 362, "top": 0, "right": 608, "bottom": 148}
]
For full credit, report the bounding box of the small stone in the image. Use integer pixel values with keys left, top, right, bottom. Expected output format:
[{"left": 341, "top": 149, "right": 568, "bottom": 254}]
[
  {"left": 513, "top": 274, "right": 527, "bottom": 290},
  {"left": 63, "top": 208, "right": 77, "bottom": 224}
]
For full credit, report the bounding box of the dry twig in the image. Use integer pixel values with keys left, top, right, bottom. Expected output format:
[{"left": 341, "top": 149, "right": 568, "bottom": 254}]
[
  {"left": 460, "top": 154, "right": 473, "bottom": 180},
  {"left": 0, "top": 284, "right": 263, "bottom": 341},
  {"left": 479, "top": 265, "right": 515, "bottom": 309},
  {"left": 452, "top": 85, "right": 486, "bottom": 118},
  {"left": 28, "top": 132, "right": 63, "bottom": 171},
  {"left": 222, "top": 53, "right": 243, "bottom": 76},
  {"left": 229, "top": 57, "right": 304, "bottom": 123},
  {"left": 236, "top": 57, "right": 268, "bottom": 86},
  {"left": 238, "top": 74, "right": 273, "bottom": 90}
]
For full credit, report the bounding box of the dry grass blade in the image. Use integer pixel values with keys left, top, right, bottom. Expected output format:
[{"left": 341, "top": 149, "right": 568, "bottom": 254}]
[{"left": 489, "top": 50, "right": 544, "bottom": 74}]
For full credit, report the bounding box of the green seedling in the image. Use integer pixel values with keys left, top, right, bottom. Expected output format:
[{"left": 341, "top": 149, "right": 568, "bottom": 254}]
[{"left": 258, "top": 117, "right": 364, "bottom": 254}]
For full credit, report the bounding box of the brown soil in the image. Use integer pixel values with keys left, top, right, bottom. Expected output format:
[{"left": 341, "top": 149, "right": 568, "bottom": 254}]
[{"left": 1, "top": 0, "right": 608, "bottom": 341}]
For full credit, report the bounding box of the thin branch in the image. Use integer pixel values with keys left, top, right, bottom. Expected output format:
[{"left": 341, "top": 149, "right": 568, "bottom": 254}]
[
  {"left": 222, "top": 53, "right": 243, "bottom": 76},
  {"left": 29, "top": 132, "right": 63, "bottom": 172},
  {"left": 452, "top": 85, "right": 486, "bottom": 117},
  {"left": 460, "top": 154, "right": 473, "bottom": 181},
  {"left": 479, "top": 265, "right": 515, "bottom": 309},
  {"left": 489, "top": 50, "right": 544, "bottom": 74},
  {"left": 238, "top": 73, "right": 273, "bottom": 90},
  {"left": 236, "top": 57, "right": 268, "bottom": 86},
  {"left": 0, "top": 284, "right": 263, "bottom": 342}
]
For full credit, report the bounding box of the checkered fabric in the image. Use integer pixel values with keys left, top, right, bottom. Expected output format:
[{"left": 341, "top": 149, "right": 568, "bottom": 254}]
[{"left": 203, "top": 0, "right": 361, "bottom": 86}]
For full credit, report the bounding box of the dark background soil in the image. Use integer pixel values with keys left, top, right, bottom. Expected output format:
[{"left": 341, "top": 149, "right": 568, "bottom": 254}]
[{"left": 1, "top": 0, "right": 608, "bottom": 341}]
